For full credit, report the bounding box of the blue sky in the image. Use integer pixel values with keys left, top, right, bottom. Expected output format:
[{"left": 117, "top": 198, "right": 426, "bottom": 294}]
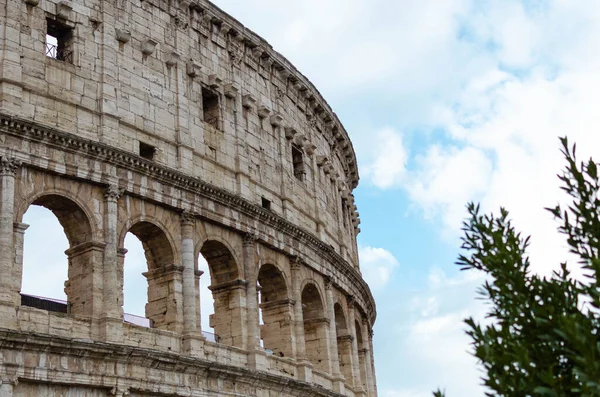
[{"left": 20, "top": 1, "right": 600, "bottom": 396}]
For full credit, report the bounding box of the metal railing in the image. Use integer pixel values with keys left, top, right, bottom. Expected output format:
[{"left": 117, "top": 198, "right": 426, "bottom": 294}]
[
  {"left": 20, "top": 293, "right": 219, "bottom": 342},
  {"left": 45, "top": 42, "right": 73, "bottom": 63}
]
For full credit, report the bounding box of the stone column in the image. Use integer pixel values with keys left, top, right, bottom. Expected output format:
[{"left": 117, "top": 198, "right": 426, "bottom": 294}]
[
  {"left": 180, "top": 211, "right": 198, "bottom": 335},
  {"left": 12, "top": 222, "right": 29, "bottom": 305},
  {"left": 100, "top": 185, "right": 123, "bottom": 342},
  {"left": 104, "top": 185, "right": 123, "bottom": 314},
  {"left": 368, "top": 327, "right": 378, "bottom": 397},
  {"left": 243, "top": 233, "right": 260, "bottom": 350},
  {"left": 347, "top": 296, "right": 365, "bottom": 396},
  {"left": 0, "top": 157, "right": 20, "bottom": 305},
  {"left": 244, "top": 233, "right": 266, "bottom": 369},
  {"left": 325, "top": 277, "right": 344, "bottom": 393},
  {"left": 359, "top": 315, "right": 373, "bottom": 396},
  {"left": 194, "top": 269, "right": 203, "bottom": 331},
  {"left": 290, "top": 255, "right": 312, "bottom": 382}
]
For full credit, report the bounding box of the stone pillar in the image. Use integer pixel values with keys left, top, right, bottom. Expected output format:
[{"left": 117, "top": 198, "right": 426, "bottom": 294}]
[
  {"left": 243, "top": 233, "right": 267, "bottom": 369},
  {"left": 101, "top": 185, "right": 123, "bottom": 334},
  {"left": 259, "top": 298, "right": 295, "bottom": 358},
  {"left": 325, "top": 277, "right": 344, "bottom": 393},
  {"left": 368, "top": 327, "right": 378, "bottom": 397},
  {"left": 103, "top": 185, "right": 123, "bottom": 317},
  {"left": 359, "top": 315, "right": 375, "bottom": 396},
  {"left": 0, "top": 157, "right": 20, "bottom": 305},
  {"left": 64, "top": 241, "right": 106, "bottom": 318},
  {"left": 243, "top": 233, "right": 260, "bottom": 350},
  {"left": 180, "top": 211, "right": 197, "bottom": 335},
  {"left": 12, "top": 222, "right": 29, "bottom": 304},
  {"left": 195, "top": 269, "right": 203, "bottom": 331},
  {"left": 347, "top": 296, "right": 365, "bottom": 396},
  {"left": 290, "top": 255, "right": 312, "bottom": 382},
  {"left": 143, "top": 265, "right": 184, "bottom": 332},
  {"left": 208, "top": 279, "right": 247, "bottom": 347}
]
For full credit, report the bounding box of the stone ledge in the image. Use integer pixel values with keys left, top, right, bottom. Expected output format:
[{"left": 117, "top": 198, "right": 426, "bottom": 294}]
[{"left": 0, "top": 327, "right": 346, "bottom": 397}]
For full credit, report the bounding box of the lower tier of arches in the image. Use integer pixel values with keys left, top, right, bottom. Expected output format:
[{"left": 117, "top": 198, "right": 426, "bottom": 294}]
[{"left": 0, "top": 156, "right": 377, "bottom": 397}]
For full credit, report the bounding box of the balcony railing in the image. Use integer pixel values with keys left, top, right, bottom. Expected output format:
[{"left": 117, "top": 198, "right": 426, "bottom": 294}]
[
  {"left": 20, "top": 294, "right": 219, "bottom": 343},
  {"left": 45, "top": 42, "right": 73, "bottom": 63}
]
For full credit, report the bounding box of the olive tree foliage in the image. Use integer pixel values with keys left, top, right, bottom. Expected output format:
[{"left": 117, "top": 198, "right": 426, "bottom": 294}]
[{"left": 434, "top": 138, "right": 600, "bottom": 397}]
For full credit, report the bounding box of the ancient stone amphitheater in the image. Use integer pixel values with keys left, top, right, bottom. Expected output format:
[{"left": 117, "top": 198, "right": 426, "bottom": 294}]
[{"left": 0, "top": 0, "right": 378, "bottom": 396}]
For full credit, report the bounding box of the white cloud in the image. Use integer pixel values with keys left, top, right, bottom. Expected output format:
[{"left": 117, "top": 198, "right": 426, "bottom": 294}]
[
  {"left": 358, "top": 245, "right": 399, "bottom": 289},
  {"left": 379, "top": 268, "right": 486, "bottom": 397},
  {"left": 359, "top": 128, "right": 408, "bottom": 189}
]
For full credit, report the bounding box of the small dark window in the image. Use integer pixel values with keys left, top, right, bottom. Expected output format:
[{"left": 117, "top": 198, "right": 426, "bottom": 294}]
[
  {"left": 139, "top": 142, "right": 156, "bottom": 160},
  {"left": 261, "top": 197, "right": 271, "bottom": 210},
  {"left": 46, "top": 18, "right": 74, "bottom": 63},
  {"left": 292, "top": 144, "right": 305, "bottom": 181},
  {"left": 202, "top": 88, "right": 220, "bottom": 130}
]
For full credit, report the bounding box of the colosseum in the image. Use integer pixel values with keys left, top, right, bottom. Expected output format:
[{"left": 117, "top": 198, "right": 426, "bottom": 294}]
[{"left": 0, "top": 0, "right": 378, "bottom": 396}]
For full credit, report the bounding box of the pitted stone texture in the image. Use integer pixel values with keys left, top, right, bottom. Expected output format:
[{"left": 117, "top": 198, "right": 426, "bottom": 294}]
[{"left": 0, "top": 0, "right": 378, "bottom": 396}]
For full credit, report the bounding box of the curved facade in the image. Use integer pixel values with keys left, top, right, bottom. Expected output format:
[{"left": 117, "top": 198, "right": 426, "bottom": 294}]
[{"left": 0, "top": 0, "right": 377, "bottom": 396}]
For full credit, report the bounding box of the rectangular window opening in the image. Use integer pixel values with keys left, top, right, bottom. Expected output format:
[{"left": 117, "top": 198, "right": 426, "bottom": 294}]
[
  {"left": 139, "top": 142, "right": 156, "bottom": 160},
  {"left": 46, "top": 18, "right": 74, "bottom": 63},
  {"left": 261, "top": 197, "right": 271, "bottom": 210},
  {"left": 292, "top": 144, "right": 305, "bottom": 181},
  {"left": 202, "top": 88, "right": 221, "bottom": 130}
]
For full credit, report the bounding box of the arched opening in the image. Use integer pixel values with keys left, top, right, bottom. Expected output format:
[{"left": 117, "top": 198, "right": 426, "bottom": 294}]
[
  {"left": 122, "top": 233, "right": 148, "bottom": 325},
  {"left": 20, "top": 195, "right": 95, "bottom": 317},
  {"left": 301, "top": 283, "right": 330, "bottom": 372},
  {"left": 257, "top": 264, "right": 293, "bottom": 357},
  {"left": 199, "top": 240, "right": 243, "bottom": 347},
  {"left": 121, "top": 221, "right": 180, "bottom": 331},
  {"left": 356, "top": 319, "right": 368, "bottom": 392},
  {"left": 334, "top": 303, "right": 353, "bottom": 382}
]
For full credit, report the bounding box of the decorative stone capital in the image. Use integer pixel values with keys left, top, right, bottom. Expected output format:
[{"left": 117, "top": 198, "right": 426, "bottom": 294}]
[
  {"left": 104, "top": 184, "right": 124, "bottom": 202},
  {"left": 324, "top": 276, "right": 332, "bottom": 290},
  {"left": 0, "top": 375, "right": 18, "bottom": 386},
  {"left": 288, "top": 255, "right": 304, "bottom": 271},
  {"left": 180, "top": 210, "right": 195, "bottom": 226},
  {"left": 0, "top": 156, "right": 21, "bottom": 177},
  {"left": 110, "top": 385, "right": 130, "bottom": 396},
  {"left": 346, "top": 294, "right": 355, "bottom": 306},
  {"left": 242, "top": 232, "right": 257, "bottom": 247}
]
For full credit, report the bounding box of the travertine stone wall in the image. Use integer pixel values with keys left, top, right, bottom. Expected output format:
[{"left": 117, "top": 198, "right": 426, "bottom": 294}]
[{"left": 0, "top": 0, "right": 377, "bottom": 396}]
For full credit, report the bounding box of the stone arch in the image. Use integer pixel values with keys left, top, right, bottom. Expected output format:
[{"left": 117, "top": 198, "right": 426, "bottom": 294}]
[
  {"left": 17, "top": 190, "right": 96, "bottom": 244},
  {"left": 198, "top": 237, "right": 245, "bottom": 347},
  {"left": 19, "top": 193, "right": 101, "bottom": 317},
  {"left": 120, "top": 219, "right": 181, "bottom": 331},
  {"left": 301, "top": 282, "right": 330, "bottom": 372},
  {"left": 334, "top": 302, "right": 353, "bottom": 383},
  {"left": 257, "top": 263, "right": 294, "bottom": 357}
]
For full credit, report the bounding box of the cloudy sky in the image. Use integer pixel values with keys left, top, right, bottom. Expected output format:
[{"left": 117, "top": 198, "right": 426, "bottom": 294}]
[{"left": 20, "top": 1, "right": 600, "bottom": 396}]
